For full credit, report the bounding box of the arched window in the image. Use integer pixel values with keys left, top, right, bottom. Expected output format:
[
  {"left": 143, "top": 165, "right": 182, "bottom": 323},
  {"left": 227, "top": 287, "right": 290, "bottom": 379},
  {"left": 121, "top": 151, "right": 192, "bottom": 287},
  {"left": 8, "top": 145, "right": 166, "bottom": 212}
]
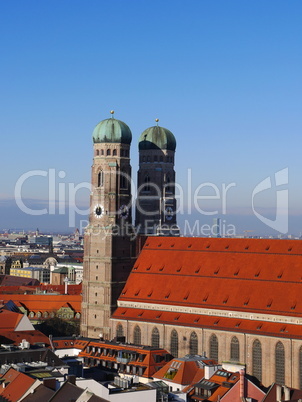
[
  {"left": 299, "top": 346, "right": 302, "bottom": 389},
  {"left": 189, "top": 332, "right": 198, "bottom": 355},
  {"left": 106, "top": 149, "right": 111, "bottom": 156},
  {"left": 116, "top": 324, "right": 124, "bottom": 338},
  {"left": 113, "top": 149, "right": 117, "bottom": 156},
  {"left": 170, "top": 329, "right": 178, "bottom": 357},
  {"left": 101, "top": 149, "right": 104, "bottom": 155},
  {"left": 275, "top": 341, "right": 285, "bottom": 384},
  {"left": 97, "top": 170, "right": 104, "bottom": 187},
  {"left": 96, "top": 150, "right": 99, "bottom": 156},
  {"left": 151, "top": 327, "right": 160, "bottom": 349},
  {"left": 144, "top": 175, "right": 150, "bottom": 192},
  {"left": 133, "top": 325, "right": 141, "bottom": 345},
  {"left": 230, "top": 336, "right": 240, "bottom": 362},
  {"left": 252, "top": 339, "right": 262, "bottom": 382},
  {"left": 209, "top": 334, "right": 218, "bottom": 361}
]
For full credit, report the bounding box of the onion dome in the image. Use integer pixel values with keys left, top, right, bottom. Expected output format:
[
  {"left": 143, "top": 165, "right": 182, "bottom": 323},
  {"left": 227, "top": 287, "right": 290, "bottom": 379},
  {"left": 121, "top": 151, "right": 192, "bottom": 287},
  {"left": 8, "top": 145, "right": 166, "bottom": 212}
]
[
  {"left": 93, "top": 112, "right": 132, "bottom": 144},
  {"left": 139, "top": 122, "right": 176, "bottom": 151}
]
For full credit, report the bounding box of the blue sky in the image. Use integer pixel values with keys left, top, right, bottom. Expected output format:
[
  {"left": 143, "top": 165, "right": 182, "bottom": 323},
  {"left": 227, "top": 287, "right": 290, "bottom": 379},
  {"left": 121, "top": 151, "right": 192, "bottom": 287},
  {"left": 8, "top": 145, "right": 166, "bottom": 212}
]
[{"left": 1, "top": 0, "right": 302, "bottom": 235}]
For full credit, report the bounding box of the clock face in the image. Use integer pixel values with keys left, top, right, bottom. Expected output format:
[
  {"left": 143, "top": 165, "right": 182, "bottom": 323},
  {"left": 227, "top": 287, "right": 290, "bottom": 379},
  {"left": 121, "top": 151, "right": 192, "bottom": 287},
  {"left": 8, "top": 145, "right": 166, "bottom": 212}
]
[
  {"left": 165, "top": 206, "right": 173, "bottom": 221},
  {"left": 119, "top": 204, "right": 129, "bottom": 219},
  {"left": 94, "top": 204, "right": 103, "bottom": 218}
]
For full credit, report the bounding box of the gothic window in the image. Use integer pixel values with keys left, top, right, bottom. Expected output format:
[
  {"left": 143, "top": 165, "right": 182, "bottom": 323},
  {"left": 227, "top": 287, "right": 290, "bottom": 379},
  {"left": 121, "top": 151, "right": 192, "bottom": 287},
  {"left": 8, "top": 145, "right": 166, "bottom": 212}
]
[
  {"left": 133, "top": 325, "right": 141, "bottom": 345},
  {"left": 299, "top": 346, "right": 302, "bottom": 389},
  {"left": 252, "top": 339, "right": 262, "bottom": 382},
  {"left": 98, "top": 170, "right": 104, "bottom": 187},
  {"left": 144, "top": 175, "right": 150, "bottom": 192},
  {"left": 275, "top": 341, "right": 285, "bottom": 384},
  {"left": 151, "top": 327, "right": 160, "bottom": 349},
  {"left": 113, "top": 149, "right": 117, "bottom": 156},
  {"left": 116, "top": 324, "right": 124, "bottom": 338},
  {"left": 106, "top": 149, "right": 111, "bottom": 156},
  {"left": 189, "top": 332, "right": 198, "bottom": 355},
  {"left": 170, "top": 329, "right": 178, "bottom": 357},
  {"left": 230, "top": 336, "right": 240, "bottom": 362},
  {"left": 209, "top": 334, "right": 218, "bottom": 361}
]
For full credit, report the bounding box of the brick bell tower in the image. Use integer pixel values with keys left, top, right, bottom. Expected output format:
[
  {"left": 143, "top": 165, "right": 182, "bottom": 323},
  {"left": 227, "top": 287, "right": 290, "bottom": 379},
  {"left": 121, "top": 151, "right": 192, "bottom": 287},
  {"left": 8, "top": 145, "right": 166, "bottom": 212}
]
[
  {"left": 135, "top": 119, "right": 179, "bottom": 236},
  {"left": 81, "top": 111, "right": 135, "bottom": 339}
]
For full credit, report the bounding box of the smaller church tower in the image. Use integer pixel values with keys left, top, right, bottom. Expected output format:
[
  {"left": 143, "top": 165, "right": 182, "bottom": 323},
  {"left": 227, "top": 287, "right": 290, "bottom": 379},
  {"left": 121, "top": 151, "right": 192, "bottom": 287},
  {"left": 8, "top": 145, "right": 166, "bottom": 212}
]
[
  {"left": 135, "top": 120, "right": 179, "bottom": 236},
  {"left": 81, "top": 112, "right": 135, "bottom": 339}
]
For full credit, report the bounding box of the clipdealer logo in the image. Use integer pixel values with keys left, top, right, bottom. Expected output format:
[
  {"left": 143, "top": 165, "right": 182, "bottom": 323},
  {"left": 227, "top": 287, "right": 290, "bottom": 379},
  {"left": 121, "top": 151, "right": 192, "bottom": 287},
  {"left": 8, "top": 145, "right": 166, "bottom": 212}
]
[
  {"left": 252, "top": 168, "right": 288, "bottom": 234},
  {"left": 13, "top": 167, "right": 289, "bottom": 235}
]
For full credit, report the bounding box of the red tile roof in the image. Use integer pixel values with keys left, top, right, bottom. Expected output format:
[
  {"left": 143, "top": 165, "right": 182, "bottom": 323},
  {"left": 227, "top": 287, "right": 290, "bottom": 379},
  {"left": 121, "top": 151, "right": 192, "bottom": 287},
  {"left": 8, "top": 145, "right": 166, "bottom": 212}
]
[
  {"left": 153, "top": 357, "right": 215, "bottom": 385},
  {"left": 0, "top": 368, "right": 35, "bottom": 401},
  {"left": 0, "top": 293, "right": 81, "bottom": 313},
  {"left": 0, "top": 275, "right": 40, "bottom": 286},
  {"left": 0, "top": 330, "right": 49, "bottom": 346},
  {"left": 117, "top": 237, "right": 302, "bottom": 318},
  {"left": 0, "top": 309, "right": 23, "bottom": 330},
  {"left": 0, "top": 284, "right": 82, "bottom": 295}
]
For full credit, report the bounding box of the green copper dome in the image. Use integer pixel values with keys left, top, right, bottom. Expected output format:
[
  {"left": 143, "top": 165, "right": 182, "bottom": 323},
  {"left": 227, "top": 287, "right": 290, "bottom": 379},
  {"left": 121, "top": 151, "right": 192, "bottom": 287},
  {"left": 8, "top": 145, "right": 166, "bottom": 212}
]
[
  {"left": 139, "top": 125, "right": 176, "bottom": 151},
  {"left": 93, "top": 118, "right": 132, "bottom": 144}
]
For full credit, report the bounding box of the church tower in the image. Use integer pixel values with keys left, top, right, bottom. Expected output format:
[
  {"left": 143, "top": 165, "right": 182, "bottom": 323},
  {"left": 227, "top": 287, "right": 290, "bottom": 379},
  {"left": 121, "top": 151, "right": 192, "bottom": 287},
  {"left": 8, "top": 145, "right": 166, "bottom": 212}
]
[
  {"left": 135, "top": 120, "right": 179, "bottom": 236},
  {"left": 81, "top": 112, "right": 135, "bottom": 339}
]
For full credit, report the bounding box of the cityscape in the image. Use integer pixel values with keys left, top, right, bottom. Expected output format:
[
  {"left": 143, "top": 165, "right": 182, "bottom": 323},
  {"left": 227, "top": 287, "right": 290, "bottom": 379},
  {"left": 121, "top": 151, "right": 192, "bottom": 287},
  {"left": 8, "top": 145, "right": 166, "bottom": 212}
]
[{"left": 1, "top": 1, "right": 302, "bottom": 401}]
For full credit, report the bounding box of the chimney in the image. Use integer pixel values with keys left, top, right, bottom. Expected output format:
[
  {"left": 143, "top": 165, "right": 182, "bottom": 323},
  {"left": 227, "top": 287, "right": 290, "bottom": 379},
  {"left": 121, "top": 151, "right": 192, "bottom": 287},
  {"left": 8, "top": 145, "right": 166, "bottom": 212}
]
[
  {"left": 283, "top": 385, "right": 290, "bottom": 400},
  {"left": 43, "top": 378, "right": 57, "bottom": 391},
  {"left": 239, "top": 368, "right": 245, "bottom": 398},
  {"left": 67, "top": 375, "right": 76, "bottom": 385},
  {"left": 276, "top": 384, "right": 282, "bottom": 402}
]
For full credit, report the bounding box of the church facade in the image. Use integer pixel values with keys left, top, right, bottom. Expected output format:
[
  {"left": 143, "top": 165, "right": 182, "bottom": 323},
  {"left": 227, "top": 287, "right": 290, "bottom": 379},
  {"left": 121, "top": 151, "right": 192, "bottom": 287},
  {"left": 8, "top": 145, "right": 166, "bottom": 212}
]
[{"left": 82, "top": 113, "right": 302, "bottom": 389}]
